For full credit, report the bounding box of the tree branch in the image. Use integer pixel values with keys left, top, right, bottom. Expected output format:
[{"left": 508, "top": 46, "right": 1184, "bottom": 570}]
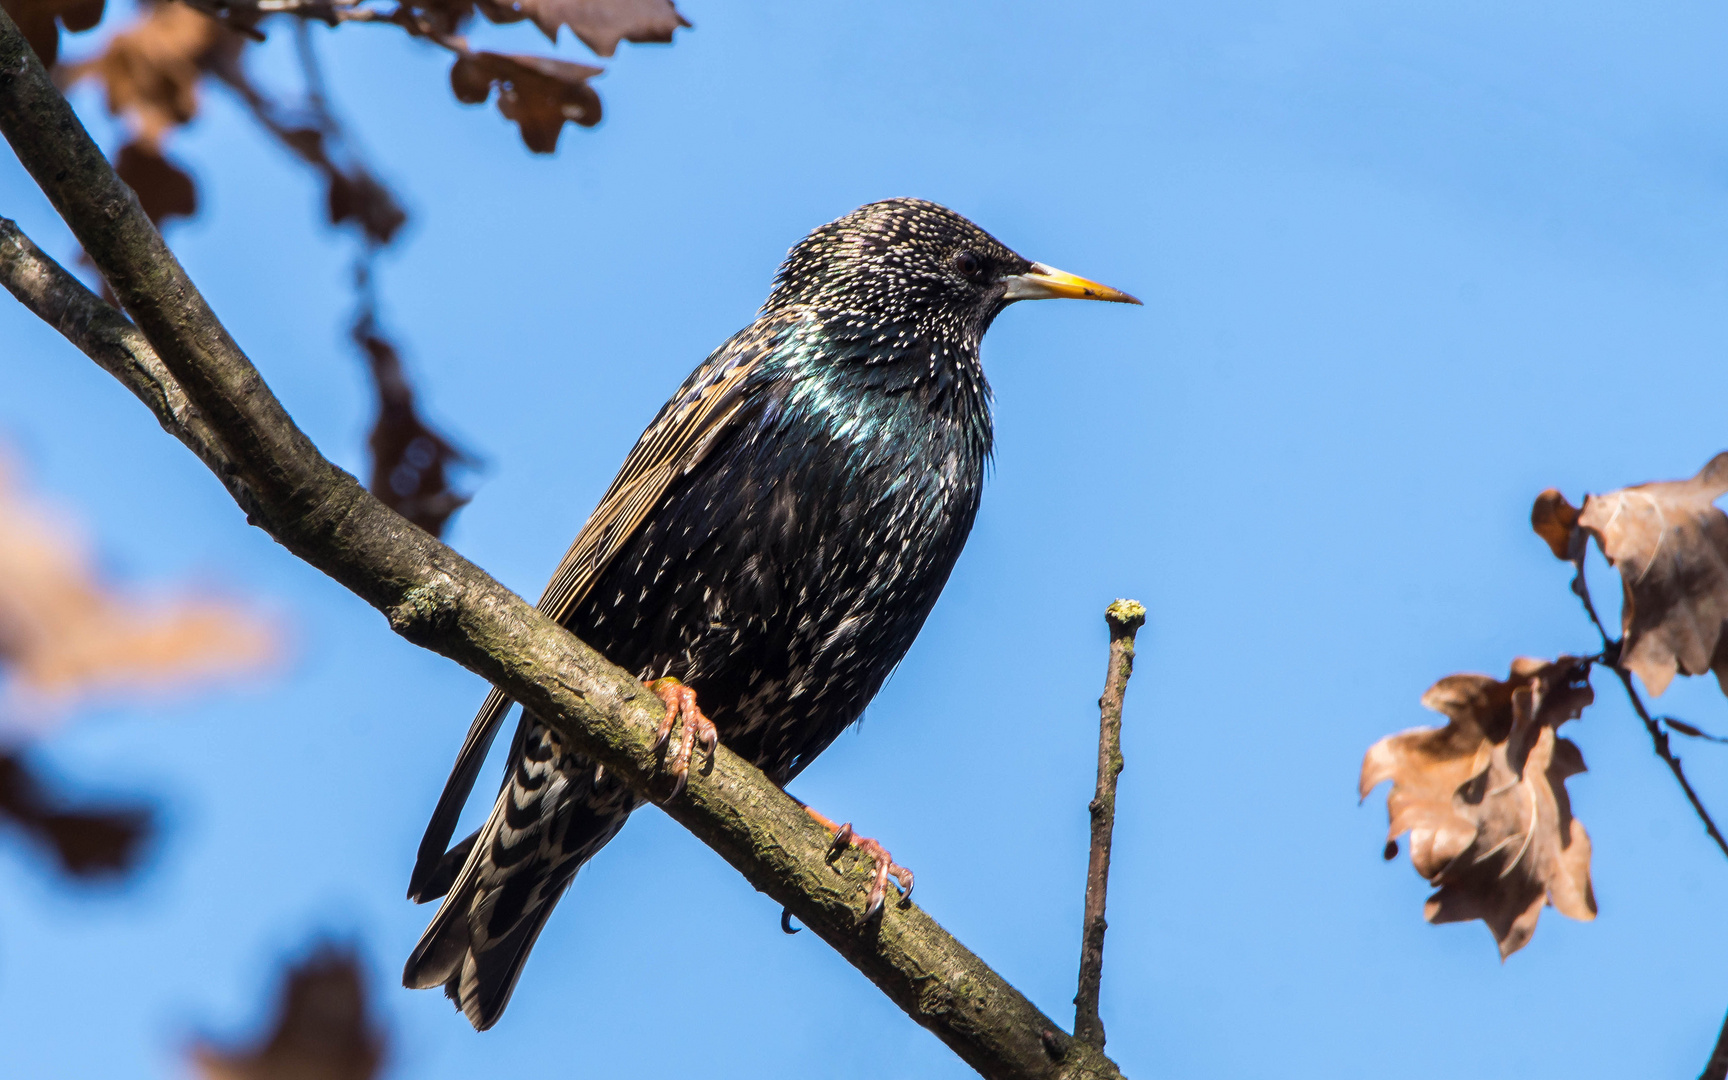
[
  {"left": 1072, "top": 600, "right": 1143, "bottom": 1051},
  {"left": 0, "top": 11, "right": 1126, "bottom": 1078},
  {"left": 1703, "top": 1005, "right": 1728, "bottom": 1080}
]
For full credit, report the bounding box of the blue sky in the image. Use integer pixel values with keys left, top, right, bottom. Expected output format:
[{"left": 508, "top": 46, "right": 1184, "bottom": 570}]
[{"left": 3, "top": 1, "right": 1728, "bottom": 1076}]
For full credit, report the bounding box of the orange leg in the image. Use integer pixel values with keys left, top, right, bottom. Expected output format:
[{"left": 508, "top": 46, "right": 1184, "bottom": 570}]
[
  {"left": 645, "top": 677, "right": 718, "bottom": 800},
  {"left": 804, "top": 805, "right": 914, "bottom": 919}
]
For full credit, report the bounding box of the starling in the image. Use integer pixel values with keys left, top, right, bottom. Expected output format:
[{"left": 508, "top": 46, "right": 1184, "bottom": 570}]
[{"left": 402, "top": 198, "right": 1138, "bottom": 1029}]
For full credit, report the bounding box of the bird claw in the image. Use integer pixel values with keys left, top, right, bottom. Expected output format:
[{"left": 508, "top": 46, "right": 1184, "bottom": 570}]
[
  {"left": 646, "top": 677, "right": 717, "bottom": 800},
  {"left": 806, "top": 807, "right": 913, "bottom": 920}
]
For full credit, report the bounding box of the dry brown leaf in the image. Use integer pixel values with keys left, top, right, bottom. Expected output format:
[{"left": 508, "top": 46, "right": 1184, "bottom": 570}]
[
  {"left": 326, "top": 168, "right": 406, "bottom": 246},
  {"left": 1572, "top": 452, "right": 1728, "bottom": 697},
  {"left": 1361, "top": 656, "right": 1597, "bottom": 958},
  {"left": 449, "top": 50, "right": 602, "bottom": 153},
  {"left": 193, "top": 946, "right": 385, "bottom": 1080},
  {"left": 1530, "top": 488, "right": 1582, "bottom": 562},
  {"left": 480, "top": 0, "right": 688, "bottom": 57},
  {"left": 1, "top": 0, "right": 104, "bottom": 67},
  {"left": 353, "top": 321, "right": 473, "bottom": 537},
  {"left": 0, "top": 751, "right": 152, "bottom": 878},
  {"left": 114, "top": 139, "right": 197, "bottom": 225},
  {"left": 0, "top": 453, "right": 278, "bottom": 721},
  {"left": 63, "top": 2, "right": 232, "bottom": 145}
]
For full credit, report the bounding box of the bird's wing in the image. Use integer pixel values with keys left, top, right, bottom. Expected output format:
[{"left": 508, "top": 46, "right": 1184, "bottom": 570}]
[{"left": 408, "top": 319, "right": 790, "bottom": 901}]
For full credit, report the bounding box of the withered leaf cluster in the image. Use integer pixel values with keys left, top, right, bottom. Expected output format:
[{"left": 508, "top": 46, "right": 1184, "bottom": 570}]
[
  {"left": 1365, "top": 452, "right": 1728, "bottom": 959},
  {"left": 0, "top": 453, "right": 278, "bottom": 717},
  {"left": 0, "top": 751, "right": 152, "bottom": 878},
  {"left": 193, "top": 946, "right": 385, "bottom": 1080},
  {"left": 431, "top": 0, "right": 688, "bottom": 151},
  {"left": 1361, "top": 657, "right": 1597, "bottom": 957},
  {"left": 59, "top": 2, "right": 476, "bottom": 535},
  {"left": 61, "top": 1, "right": 233, "bottom": 227},
  {"left": 1534, "top": 452, "right": 1728, "bottom": 698}
]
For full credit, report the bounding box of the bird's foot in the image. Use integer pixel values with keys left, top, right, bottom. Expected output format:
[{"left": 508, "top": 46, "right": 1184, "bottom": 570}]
[
  {"left": 646, "top": 677, "right": 717, "bottom": 800},
  {"left": 804, "top": 806, "right": 914, "bottom": 920}
]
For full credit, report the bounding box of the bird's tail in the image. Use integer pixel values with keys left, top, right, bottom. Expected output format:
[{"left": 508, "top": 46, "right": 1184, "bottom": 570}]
[{"left": 403, "top": 715, "right": 636, "bottom": 1030}]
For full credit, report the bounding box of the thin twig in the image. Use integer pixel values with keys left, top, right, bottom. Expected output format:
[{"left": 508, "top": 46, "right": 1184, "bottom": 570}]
[
  {"left": 1565, "top": 553, "right": 1728, "bottom": 860},
  {"left": 181, "top": 0, "right": 473, "bottom": 50},
  {"left": 1073, "top": 599, "right": 1144, "bottom": 1052}
]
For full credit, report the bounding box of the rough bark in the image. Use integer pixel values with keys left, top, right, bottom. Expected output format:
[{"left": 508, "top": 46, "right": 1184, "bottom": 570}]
[{"left": 0, "top": 9, "right": 1126, "bottom": 1077}]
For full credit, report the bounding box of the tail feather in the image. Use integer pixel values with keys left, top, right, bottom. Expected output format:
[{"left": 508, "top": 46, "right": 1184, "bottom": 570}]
[
  {"left": 410, "top": 688, "right": 516, "bottom": 903},
  {"left": 404, "top": 714, "right": 636, "bottom": 1030}
]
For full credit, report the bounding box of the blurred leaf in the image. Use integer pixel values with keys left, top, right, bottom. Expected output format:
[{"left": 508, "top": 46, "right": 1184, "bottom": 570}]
[
  {"left": 193, "top": 945, "right": 385, "bottom": 1080},
  {"left": 1530, "top": 487, "right": 1581, "bottom": 562},
  {"left": 353, "top": 320, "right": 473, "bottom": 537},
  {"left": 1, "top": 0, "right": 104, "bottom": 67},
  {"left": 449, "top": 50, "right": 602, "bottom": 153},
  {"left": 63, "top": 1, "right": 234, "bottom": 145},
  {"left": 1361, "top": 656, "right": 1597, "bottom": 958},
  {"left": 115, "top": 139, "right": 198, "bottom": 225},
  {"left": 0, "top": 451, "right": 279, "bottom": 722},
  {"left": 0, "top": 751, "right": 152, "bottom": 878},
  {"left": 326, "top": 168, "right": 406, "bottom": 246},
  {"left": 1572, "top": 452, "right": 1728, "bottom": 697},
  {"left": 481, "top": 0, "right": 689, "bottom": 57}
]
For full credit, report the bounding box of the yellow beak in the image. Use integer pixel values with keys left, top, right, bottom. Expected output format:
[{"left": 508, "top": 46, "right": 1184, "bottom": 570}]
[{"left": 1001, "top": 262, "right": 1141, "bottom": 305}]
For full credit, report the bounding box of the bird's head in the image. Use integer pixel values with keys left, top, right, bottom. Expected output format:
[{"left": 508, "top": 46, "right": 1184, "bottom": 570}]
[{"left": 762, "top": 198, "right": 1138, "bottom": 351}]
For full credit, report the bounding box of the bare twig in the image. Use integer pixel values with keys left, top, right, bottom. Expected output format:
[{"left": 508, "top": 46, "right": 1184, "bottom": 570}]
[
  {"left": 1564, "top": 553, "right": 1728, "bottom": 860},
  {"left": 1072, "top": 599, "right": 1144, "bottom": 1052},
  {"left": 204, "top": 31, "right": 406, "bottom": 247},
  {"left": 1661, "top": 717, "right": 1728, "bottom": 745},
  {"left": 0, "top": 14, "right": 1124, "bottom": 1076}
]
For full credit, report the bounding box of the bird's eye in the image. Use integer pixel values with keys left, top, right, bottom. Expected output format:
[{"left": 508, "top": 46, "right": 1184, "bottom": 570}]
[{"left": 952, "top": 250, "right": 984, "bottom": 281}]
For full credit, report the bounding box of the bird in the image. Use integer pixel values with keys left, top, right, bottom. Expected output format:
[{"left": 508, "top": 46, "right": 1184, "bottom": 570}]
[{"left": 402, "top": 197, "right": 1138, "bottom": 1030}]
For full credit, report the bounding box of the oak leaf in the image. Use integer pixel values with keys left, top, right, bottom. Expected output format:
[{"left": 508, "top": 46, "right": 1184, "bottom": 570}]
[
  {"left": 1563, "top": 453, "right": 1728, "bottom": 697},
  {"left": 192, "top": 946, "right": 385, "bottom": 1080},
  {"left": 0, "top": 453, "right": 278, "bottom": 721},
  {"left": 450, "top": 50, "right": 602, "bottom": 153},
  {"left": 481, "top": 0, "right": 689, "bottom": 57},
  {"left": 1361, "top": 656, "right": 1597, "bottom": 957},
  {"left": 64, "top": 2, "right": 232, "bottom": 145}
]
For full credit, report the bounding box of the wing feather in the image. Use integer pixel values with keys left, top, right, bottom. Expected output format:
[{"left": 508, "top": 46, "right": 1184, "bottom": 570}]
[{"left": 407, "top": 320, "right": 785, "bottom": 900}]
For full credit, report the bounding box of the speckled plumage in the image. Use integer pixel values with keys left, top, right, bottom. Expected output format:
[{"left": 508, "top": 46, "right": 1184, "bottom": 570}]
[{"left": 402, "top": 198, "right": 1120, "bottom": 1030}]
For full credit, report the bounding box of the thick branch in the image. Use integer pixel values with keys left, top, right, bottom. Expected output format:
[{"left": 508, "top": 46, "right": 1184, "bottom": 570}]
[
  {"left": 1073, "top": 599, "right": 1143, "bottom": 1051},
  {"left": 0, "top": 12, "right": 1125, "bottom": 1079},
  {"left": 1704, "top": 1006, "right": 1728, "bottom": 1080}
]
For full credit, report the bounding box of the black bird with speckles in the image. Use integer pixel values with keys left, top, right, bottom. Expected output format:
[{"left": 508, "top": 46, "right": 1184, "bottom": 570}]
[{"left": 402, "top": 198, "right": 1138, "bottom": 1030}]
